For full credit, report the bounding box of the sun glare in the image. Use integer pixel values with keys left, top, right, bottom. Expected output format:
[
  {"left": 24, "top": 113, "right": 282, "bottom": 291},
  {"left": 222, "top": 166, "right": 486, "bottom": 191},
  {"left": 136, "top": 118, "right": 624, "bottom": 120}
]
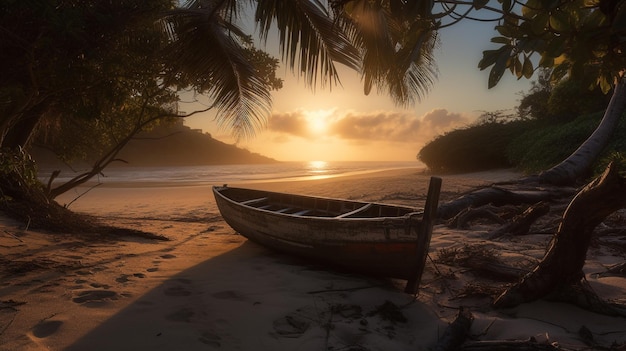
[
  {"left": 305, "top": 110, "right": 333, "bottom": 135},
  {"left": 308, "top": 160, "right": 328, "bottom": 172}
]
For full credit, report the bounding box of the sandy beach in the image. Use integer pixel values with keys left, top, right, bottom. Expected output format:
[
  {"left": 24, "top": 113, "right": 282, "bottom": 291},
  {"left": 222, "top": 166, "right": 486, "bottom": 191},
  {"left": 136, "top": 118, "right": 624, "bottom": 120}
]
[{"left": 1, "top": 168, "right": 625, "bottom": 350}]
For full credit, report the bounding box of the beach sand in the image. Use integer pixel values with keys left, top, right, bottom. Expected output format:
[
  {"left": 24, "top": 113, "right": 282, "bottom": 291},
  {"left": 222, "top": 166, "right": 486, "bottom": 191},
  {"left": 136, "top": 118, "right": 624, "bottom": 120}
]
[{"left": 1, "top": 168, "right": 625, "bottom": 350}]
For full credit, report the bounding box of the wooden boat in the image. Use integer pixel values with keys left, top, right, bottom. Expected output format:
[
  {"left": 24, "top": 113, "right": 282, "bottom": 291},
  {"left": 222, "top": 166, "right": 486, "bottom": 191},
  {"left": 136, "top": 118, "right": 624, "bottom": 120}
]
[{"left": 212, "top": 177, "right": 441, "bottom": 293}]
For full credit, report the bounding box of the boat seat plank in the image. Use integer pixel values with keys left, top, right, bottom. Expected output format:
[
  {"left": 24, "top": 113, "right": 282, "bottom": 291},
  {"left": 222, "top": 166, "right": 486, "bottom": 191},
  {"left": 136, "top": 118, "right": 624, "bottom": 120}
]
[
  {"left": 276, "top": 207, "right": 293, "bottom": 213},
  {"left": 241, "top": 197, "right": 268, "bottom": 206},
  {"left": 335, "top": 203, "right": 373, "bottom": 218},
  {"left": 293, "top": 209, "right": 312, "bottom": 216}
]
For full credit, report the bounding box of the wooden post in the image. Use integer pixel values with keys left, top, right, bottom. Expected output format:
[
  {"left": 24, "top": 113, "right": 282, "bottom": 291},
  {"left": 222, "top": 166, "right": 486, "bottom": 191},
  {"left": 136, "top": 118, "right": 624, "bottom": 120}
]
[{"left": 405, "top": 176, "right": 442, "bottom": 294}]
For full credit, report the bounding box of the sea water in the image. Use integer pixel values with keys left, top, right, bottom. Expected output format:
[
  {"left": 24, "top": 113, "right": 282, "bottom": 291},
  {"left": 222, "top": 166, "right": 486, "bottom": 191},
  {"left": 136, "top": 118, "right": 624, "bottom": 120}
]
[{"left": 40, "top": 161, "right": 423, "bottom": 185}]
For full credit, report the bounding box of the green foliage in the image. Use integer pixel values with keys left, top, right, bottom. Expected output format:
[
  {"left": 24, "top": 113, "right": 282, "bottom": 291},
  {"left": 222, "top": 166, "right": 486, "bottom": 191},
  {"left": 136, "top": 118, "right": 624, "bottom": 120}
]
[
  {"left": 508, "top": 110, "right": 626, "bottom": 175},
  {"left": 547, "top": 80, "right": 610, "bottom": 122},
  {"left": 417, "top": 120, "right": 529, "bottom": 173},
  {"left": 517, "top": 68, "right": 552, "bottom": 120},
  {"left": 517, "top": 69, "right": 610, "bottom": 123},
  {"left": 418, "top": 109, "right": 626, "bottom": 175},
  {"left": 0, "top": 147, "right": 42, "bottom": 202},
  {"left": 507, "top": 113, "right": 603, "bottom": 173},
  {"left": 479, "top": 0, "right": 626, "bottom": 93}
]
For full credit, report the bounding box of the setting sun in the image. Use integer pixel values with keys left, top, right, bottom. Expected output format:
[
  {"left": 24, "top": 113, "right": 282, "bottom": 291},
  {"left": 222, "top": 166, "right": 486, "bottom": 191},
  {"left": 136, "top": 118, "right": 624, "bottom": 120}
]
[{"left": 305, "top": 109, "right": 333, "bottom": 135}]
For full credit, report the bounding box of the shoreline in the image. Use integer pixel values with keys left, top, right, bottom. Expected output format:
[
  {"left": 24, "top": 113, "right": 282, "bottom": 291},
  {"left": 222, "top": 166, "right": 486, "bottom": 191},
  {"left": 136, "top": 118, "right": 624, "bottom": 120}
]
[{"left": 50, "top": 166, "right": 425, "bottom": 189}]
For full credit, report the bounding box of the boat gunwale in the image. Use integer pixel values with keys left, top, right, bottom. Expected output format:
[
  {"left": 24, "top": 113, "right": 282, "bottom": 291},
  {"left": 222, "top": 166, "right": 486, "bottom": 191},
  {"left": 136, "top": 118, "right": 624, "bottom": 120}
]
[{"left": 213, "top": 186, "right": 423, "bottom": 221}]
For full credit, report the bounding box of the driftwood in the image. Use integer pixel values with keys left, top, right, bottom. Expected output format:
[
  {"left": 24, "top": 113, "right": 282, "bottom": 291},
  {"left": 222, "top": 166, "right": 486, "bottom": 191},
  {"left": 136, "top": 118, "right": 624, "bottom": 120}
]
[
  {"left": 602, "top": 261, "right": 626, "bottom": 277},
  {"left": 488, "top": 202, "right": 550, "bottom": 239},
  {"left": 493, "top": 163, "right": 626, "bottom": 314},
  {"left": 434, "top": 307, "right": 474, "bottom": 351},
  {"left": 460, "top": 338, "right": 564, "bottom": 351},
  {"left": 433, "top": 308, "right": 570, "bottom": 351},
  {"left": 464, "top": 258, "right": 527, "bottom": 282},
  {"left": 448, "top": 205, "right": 506, "bottom": 229},
  {"left": 437, "top": 187, "right": 555, "bottom": 220}
]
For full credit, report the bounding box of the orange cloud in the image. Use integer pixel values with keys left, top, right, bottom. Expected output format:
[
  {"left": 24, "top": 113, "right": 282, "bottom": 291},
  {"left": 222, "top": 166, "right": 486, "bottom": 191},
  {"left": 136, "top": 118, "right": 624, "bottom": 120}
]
[
  {"left": 267, "top": 108, "right": 471, "bottom": 145},
  {"left": 267, "top": 111, "right": 310, "bottom": 138}
]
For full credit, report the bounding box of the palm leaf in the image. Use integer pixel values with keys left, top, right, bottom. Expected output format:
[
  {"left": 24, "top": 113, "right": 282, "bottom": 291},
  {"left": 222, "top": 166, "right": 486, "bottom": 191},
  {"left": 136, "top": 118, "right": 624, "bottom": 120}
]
[
  {"left": 255, "top": 0, "right": 360, "bottom": 88},
  {"left": 336, "top": 0, "right": 438, "bottom": 106},
  {"left": 163, "top": 3, "right": 271, "bottom": 140}
]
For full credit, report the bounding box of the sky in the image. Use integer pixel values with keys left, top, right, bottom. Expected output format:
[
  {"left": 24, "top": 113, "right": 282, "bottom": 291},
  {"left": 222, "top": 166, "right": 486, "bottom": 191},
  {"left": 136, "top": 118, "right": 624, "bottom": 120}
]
[{"left": 183, "top": 15, "right": 533, "bottom": 162}]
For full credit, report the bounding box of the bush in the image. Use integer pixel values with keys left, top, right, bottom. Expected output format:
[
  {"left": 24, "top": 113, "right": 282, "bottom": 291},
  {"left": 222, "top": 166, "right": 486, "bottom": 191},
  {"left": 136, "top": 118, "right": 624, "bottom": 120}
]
[
  {"left": 418, "top": 121, "right": 530, "bottom": 173},
  {"left": 417, "top": 109, "right": 626, "bottom": 175}
]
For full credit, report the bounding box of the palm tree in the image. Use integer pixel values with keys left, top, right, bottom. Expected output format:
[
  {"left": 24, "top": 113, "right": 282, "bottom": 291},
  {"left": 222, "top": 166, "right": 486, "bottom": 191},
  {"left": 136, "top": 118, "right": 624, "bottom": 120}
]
[{"left": 163, "top": 0, "right": 440, "bottom": 140}]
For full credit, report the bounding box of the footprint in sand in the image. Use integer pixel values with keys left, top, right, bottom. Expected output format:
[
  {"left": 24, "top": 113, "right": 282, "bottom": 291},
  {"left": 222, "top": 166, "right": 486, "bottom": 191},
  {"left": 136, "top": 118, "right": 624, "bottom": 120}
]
[
  {"left": 116, "top": 275, "right": 131, "bottom": 283},
  {"left": 211, "top": 290, "right": 244, "bottom": 301},
  {"left": 147, "top": 267, "right": 159, "bottom": 272},
  {"left": 272, "top": 315, "right": 311, "bottom": 338},
  {"left": 32, "top": 320, "right": 63, "bottom": 338},
  {"left": 160, "top": 254, "right": 176, "bottom": 259},
  {"left": 198, "top": 331, "right": 222, "bottom": 348},
  {"left": 72, "top": 290, "right": 118, "bottom": 304},
  {"left": 166, "top": 307, "right": 195, "bottom": 323}
]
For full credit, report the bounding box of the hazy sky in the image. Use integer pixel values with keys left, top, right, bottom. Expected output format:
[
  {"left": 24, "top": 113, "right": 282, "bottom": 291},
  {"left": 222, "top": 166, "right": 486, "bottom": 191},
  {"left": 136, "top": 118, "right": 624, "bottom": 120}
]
[{"left": 184, "top": 17, "right": 533, "bottom": 162}]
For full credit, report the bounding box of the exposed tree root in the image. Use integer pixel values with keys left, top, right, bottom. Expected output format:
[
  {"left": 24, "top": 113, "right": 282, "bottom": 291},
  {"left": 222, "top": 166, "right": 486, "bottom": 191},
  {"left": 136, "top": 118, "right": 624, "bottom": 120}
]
[
  {"left": 493, "top": 163, "right": 626, "bottom": 314},
  {"left": 488, "top": 202, "right": 550, "bottom": 239},
  {"left": 437, "top": 186, "right": 558, "bottom": 220},
  {"left": 545, "top": 278, "right": 626, "bottom": 317}
]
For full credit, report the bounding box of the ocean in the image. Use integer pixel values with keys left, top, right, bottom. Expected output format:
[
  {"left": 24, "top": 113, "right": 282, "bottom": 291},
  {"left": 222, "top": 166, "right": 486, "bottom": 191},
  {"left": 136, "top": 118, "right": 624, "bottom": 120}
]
[{"left": 40, "top": 161, "right": 423, "bottom": 185}]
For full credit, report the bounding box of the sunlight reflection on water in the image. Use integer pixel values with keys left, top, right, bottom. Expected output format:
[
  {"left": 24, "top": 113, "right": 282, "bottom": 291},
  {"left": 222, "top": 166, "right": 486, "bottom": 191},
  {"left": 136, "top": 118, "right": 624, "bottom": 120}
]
[
  {"left": 307, "top": 160, "right": 328, "bottom": 174},
  {"left": 40, "top": 161, "right": 422, "bottom": 185}
]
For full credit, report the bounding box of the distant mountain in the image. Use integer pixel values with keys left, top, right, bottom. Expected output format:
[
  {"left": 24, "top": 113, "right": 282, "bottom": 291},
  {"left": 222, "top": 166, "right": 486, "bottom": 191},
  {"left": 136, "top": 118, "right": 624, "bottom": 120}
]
[{"left": 114, "top": 122, "right": 278, "bottom": 166}]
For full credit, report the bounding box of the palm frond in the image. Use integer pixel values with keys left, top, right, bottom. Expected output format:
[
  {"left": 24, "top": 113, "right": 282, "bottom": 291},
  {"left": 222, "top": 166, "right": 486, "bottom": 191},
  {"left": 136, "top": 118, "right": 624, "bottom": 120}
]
[
  {"left": 335, "top": 0, "right": 439, "bottom": 106},
  {"left": 164, "top": 6, "right": 271, "bottom": 140},
  {"left": 254, "top": 0, "right": 360, "bottom": 88}
]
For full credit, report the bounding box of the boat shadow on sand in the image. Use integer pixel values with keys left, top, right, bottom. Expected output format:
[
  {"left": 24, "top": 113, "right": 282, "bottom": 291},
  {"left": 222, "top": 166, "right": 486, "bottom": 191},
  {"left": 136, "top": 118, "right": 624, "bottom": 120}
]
[{"left": 65, "top": 241, "right": 444, "bottom": 351}]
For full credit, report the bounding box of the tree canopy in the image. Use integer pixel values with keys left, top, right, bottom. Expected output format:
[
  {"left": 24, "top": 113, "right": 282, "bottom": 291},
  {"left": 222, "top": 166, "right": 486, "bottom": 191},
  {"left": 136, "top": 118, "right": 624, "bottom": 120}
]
[{"left": 3, "top": 0, "right": 626, "bottom": 201}]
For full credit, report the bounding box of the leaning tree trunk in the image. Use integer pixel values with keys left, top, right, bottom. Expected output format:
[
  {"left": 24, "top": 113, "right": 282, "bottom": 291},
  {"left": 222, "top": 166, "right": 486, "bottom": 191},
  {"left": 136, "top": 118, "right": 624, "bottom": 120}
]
[
  {"left": 493, "top": 162, "right": 626, "bottom": 312},
  {"left": 537, "top": 76, "right": 626, "bottom": 186}
]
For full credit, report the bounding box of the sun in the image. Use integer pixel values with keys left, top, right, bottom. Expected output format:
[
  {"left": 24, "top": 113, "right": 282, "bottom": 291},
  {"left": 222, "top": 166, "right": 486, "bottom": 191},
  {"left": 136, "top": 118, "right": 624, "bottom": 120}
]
[{"left": 305, "top": 109, "right": 333, "bottom": 135}]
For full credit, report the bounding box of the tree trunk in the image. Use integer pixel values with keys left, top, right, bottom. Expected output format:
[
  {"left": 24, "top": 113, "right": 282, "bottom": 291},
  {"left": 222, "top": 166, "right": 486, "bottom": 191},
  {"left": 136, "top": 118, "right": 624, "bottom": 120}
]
[
  {"left": 537, "top": 76, "right": 626, "bottom": 185},
  {"left": 493, "top": 162, "right": 626, "bottom": 310},
  {"left": 0, "top": 100, "right": 47, "bottom": 150}
]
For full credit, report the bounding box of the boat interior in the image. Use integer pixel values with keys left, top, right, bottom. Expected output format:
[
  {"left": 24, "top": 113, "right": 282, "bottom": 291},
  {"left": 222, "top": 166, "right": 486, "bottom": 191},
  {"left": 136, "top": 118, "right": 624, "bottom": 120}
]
[{"left": 219, "top": 187, "right": 419, "bottom": 218}]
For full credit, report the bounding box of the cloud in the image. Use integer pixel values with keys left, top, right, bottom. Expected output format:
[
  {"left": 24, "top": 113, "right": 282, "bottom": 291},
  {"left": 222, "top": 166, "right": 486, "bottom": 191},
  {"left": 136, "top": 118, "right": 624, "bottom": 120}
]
[
  {"left": 329, "top": 109, "right": 469, "bottom": 142},
  {"left": 267, "top": 111, "right": 310, "bottom": 138},
  {"left": 266, "top": 108, "right": 471, "bottom": 145},
  {"left": 421, "top": 108, "right": 468, "bottom": 130}
]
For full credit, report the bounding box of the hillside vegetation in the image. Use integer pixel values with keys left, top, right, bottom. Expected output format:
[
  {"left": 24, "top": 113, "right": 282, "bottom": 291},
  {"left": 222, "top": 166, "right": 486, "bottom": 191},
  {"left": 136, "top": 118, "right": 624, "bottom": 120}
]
[
  {"left": 417, "top": 71, "right": 623, "bottom": 176},
  {"left": 33, "top": 121, "right": 277, "bottom": 168},
  {"left": 115, "top": 123, "right": 277, "bottom": 166}
]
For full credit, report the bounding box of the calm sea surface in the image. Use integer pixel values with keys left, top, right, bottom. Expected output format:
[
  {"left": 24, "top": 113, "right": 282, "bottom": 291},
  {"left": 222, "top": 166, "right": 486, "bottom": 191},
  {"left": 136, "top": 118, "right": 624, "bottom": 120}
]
[{"left": 41, "top": 161, "right": 423, "bottom": 185}]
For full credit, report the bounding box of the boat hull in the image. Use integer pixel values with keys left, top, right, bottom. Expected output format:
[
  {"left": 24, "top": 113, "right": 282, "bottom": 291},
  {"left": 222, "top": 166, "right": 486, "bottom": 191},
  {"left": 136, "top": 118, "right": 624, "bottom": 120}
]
[{"left": 213, "top": 186, "right": 425, "bottom": 279}]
